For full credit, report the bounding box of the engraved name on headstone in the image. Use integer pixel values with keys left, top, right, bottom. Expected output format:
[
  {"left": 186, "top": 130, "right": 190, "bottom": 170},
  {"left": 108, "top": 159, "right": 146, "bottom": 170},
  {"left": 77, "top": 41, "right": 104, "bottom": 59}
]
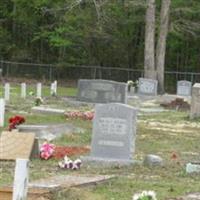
[
  {"left": 138, "top": 78, "right": 158, "bottom": 96},
  {"left": 83, "top": 103, "right": 137, "bottom": 164},
  {"left": 177, "top": 80, "right": 192, "bottom": 96},
  {"left": 77, "top": 79, "right": 127, "bottom": 104},
  {"left": 190, "top": 83, "right": 200, "bottom": 119}
]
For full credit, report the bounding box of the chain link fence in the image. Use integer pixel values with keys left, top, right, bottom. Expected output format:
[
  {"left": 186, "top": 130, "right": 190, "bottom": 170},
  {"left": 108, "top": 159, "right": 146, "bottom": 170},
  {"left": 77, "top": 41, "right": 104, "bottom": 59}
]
[{"left": 1, "top": 60, "right": 200, "bottom": 93}]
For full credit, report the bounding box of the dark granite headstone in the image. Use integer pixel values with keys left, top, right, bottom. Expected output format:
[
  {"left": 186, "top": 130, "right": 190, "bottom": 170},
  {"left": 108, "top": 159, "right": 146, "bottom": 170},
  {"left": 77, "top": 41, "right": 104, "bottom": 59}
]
[{"left": 77, "top": 79, "right": 127, "bottom": 104}]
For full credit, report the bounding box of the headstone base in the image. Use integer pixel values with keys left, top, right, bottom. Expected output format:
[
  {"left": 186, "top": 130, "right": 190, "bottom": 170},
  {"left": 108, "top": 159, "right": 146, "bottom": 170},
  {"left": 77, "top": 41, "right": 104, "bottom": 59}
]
[{"left": 81, "top": 156, "right": 141, "bottom": 166}]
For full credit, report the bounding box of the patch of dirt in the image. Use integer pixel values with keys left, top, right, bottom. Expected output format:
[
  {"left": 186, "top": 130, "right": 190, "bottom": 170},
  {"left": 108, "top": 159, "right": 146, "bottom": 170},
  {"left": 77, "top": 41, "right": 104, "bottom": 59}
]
[
  {"left": 160, "top": 98, "right": 190, "bottom": 111},
  {"left": 53, "top": 146, "right": 90, "bottom": 159}
]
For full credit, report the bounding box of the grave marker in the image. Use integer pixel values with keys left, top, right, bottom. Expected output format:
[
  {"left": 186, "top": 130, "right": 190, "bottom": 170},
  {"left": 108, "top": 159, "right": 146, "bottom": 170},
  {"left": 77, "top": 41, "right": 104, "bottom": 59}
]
[
  {"left": 138, "top": 78, "right": 158, "bottom": 96},
  {"left": 177, "top": 80, "right": 192, "bottom": 96},
  {"left": 12, "top": 158, "right": 29, "bottom": 200},
  {"left": 21, "top": 83, "right": 26, "bottom": 98},
  {"left": 77, "top": 79, "right": 127, "bottom": 104},
  {"left": 0, "top": 98, "right": 5, "bottom": 127},
  {"left": 50, "top": 80, "right": 57, "bottom": 96},
  {"left": 83, "top": 103, "right": 138, "bottom": 164},
  {"left": 36, "top": 83, "right": 42, "bottom": 98},
  {"left": 4, "top": 83, "right": 10, "bottom": 101},
  {"left": 54, "top": 80, "right": 57, "bottom": 95},
  {"left": 190, "top": 83, "right": 200, "bottom": 119}
]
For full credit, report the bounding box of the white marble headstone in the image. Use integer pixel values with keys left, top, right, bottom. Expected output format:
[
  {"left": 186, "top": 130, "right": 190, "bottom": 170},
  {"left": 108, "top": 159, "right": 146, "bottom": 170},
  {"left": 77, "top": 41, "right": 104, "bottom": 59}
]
[
  {"left": 12, "top": 158, "right": 29, "bottom": 200},
  {"left": 54, "top": 80, "right": 57, "bottom": 95},
  {"left": 0, "top": 98, "right": 5, "bottom": 127},
  {"left": 4, "top": 83, "right": 10, "bottom": 101},
  {"left": 50, "top": 80, "right": 57, "bottom": 96},
  {"left": 36, "top": 83, "right": 42, "bottom": 98},
  {"left": 21, "top": 83, "right": 26, "bottom": 98}
]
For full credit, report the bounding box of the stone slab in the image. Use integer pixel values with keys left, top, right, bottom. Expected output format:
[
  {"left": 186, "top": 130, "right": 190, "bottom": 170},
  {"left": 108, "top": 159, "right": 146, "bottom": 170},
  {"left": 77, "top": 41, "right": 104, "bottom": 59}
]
[
  {"left": 29, "top": 174, "right": 115, "bottom": 189},
  {"left": 81, "top": 156, "right": 140, "bottom": 166},
  {"left": 77, "top": 79, "right": 127, "bottom": 104},
  {"left": 18, "top": 123, "right": 84, "bottom": 140},
  {"left": 0, "top": 131, "right": 35, "bottom": 160},
  {"left": 31, "top": 106, "right": 65, "bottom": 115}
]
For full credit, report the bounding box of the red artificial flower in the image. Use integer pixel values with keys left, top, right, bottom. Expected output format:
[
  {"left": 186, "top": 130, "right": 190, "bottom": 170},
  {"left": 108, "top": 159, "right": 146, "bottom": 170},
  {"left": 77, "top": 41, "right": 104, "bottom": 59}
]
[
  {"left": 171, "top": 152, "right": 178, "bottom": 160},
  {"left": 8, "top": 115, "right": 25, "bottom": 131}
]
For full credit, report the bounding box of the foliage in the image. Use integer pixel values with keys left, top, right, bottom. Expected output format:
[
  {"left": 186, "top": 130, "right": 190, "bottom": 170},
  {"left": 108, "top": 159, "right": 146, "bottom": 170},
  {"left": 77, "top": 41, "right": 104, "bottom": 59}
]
[{"left": 0, "top": 0, "right": 200, "bottom": 72}]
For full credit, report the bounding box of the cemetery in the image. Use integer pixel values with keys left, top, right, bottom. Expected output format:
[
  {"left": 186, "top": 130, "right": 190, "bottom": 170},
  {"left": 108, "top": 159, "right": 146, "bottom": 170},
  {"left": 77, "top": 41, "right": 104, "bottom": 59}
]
[
  {"left": 1, "top": 1, "right": 200, "bottom": 199},
  {"left": 0, "top": 78, "right": 200, "bottom": 200}
]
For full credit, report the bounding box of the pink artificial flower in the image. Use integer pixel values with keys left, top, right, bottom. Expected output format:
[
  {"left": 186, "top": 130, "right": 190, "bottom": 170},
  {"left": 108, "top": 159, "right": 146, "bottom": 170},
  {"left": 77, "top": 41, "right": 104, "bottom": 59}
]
[{"left": 40, "top": 142, "right": 55, "bottom": 160}]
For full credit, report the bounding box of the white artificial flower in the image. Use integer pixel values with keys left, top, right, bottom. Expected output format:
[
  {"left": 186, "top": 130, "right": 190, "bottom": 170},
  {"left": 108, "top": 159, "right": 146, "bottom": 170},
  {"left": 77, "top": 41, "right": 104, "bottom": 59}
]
[
  {"left": 132, "top": 193, "right": 140, "bottom": 200},
  {"left": 132, "top": 191, "right": 157, "bottom": 200}
]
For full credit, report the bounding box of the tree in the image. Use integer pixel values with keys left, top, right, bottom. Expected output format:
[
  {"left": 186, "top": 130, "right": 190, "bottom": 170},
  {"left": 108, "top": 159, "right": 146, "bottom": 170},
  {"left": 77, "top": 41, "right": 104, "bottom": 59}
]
[
  {"left": 156, "top": 0, "right": 171, "bottom": 94},
  {"left": 144, "top": 0, "right": 156, "bottom": 79}
]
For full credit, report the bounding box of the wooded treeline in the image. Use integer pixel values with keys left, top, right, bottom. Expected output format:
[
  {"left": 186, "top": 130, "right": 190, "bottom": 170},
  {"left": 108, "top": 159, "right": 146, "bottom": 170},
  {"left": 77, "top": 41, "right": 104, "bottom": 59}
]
[{"left": 0, "top": 0, "right": 200, "bottom": 73}]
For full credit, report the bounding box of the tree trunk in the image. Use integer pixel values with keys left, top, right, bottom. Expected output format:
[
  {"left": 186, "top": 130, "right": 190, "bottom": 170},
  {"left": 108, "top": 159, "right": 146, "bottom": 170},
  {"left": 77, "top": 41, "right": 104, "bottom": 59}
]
[
  {"left": 156, "top": 0, "right": 171, "bottom": 94},
  {"left": 144, "top": 0, "right": 156, "bottom": 79}
]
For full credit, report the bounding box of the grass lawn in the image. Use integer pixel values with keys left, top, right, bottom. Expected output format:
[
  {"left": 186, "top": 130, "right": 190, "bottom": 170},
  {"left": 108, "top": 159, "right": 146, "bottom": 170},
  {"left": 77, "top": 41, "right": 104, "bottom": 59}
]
[{"left": 0, "top": 84, "right": 200, "bottom": 200}]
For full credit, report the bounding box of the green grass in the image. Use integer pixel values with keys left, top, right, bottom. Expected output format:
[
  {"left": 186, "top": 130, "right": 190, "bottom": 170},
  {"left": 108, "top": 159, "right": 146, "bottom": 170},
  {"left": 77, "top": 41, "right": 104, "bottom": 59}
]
[{"left": 1, "top": 85, "right": 200, "bottom": 200}]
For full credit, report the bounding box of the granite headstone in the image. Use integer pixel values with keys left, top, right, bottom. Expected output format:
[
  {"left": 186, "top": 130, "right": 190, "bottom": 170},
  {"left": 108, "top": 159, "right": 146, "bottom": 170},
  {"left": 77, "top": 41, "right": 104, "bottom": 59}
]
[
  {"left": 83, "top": 103, "right": 137, "bottom": 165},
  {"left": 138, "top": 78, "right": 158, "bottom": 96},
  {"left": 190, "top": 83, "right": 200, "bottom": 119},
  {"left": 77, "top": 79, "right": 127, "bottom": 104},
  {"left": 177, "top": 80, "right": 192, "bottom": 96}
]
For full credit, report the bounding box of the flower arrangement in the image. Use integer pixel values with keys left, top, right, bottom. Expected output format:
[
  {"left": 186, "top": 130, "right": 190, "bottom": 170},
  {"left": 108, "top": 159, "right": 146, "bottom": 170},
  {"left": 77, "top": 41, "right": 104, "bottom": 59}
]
[
  {"left": 40, "top": 141, "right": 55, "bottom": 160},
  {"left": 127, "top": 80, "right": 139, "bottom": 92},
  {"left": 29, "top": 91, "right": 34, "bottom": 96},
  {"left": 35, "top": 97, "right": 43, "bottom": 106},
  {"left": 132, "top": 191, "right": 157, "bottom": 200},
  {"left": 65, "top": 111, "right": 94, "bottom": 120},
  {"left": 58, "top": 156, "right": 82, "bottom": 170},
  {"left": 9, "top": 115, "right": 25, "bottom": 131}
]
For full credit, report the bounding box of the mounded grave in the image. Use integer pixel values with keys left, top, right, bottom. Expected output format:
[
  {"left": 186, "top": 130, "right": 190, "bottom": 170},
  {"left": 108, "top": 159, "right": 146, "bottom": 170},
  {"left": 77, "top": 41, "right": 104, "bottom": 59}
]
[
  {"left": 82, "top": 103, "right": 138, "bottom": 165},
  {"left": 77, "top": 79, "right": 128, "bottom": 104},
  {"left": 177, "top": 80, "right": 192, "bottom": 96},
  {"left": 138, "top": 78, "right": 158, "bottom": 96}
]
